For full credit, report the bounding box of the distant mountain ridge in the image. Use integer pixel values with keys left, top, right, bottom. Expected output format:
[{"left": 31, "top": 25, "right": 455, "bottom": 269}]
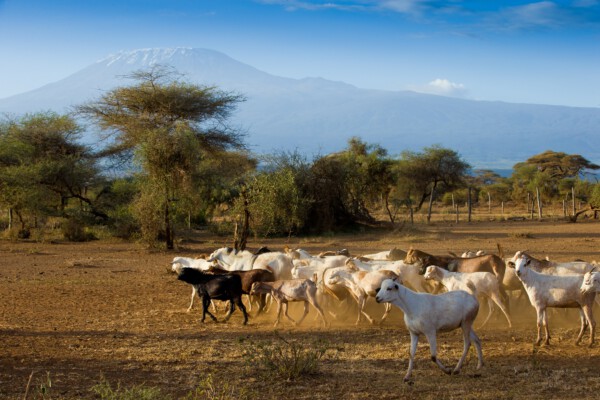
[{"left": 1, "top": 47, "right": 599, "bottom": 168}]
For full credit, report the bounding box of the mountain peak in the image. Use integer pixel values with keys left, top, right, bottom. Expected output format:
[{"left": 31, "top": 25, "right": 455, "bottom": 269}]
[{"left": 99, "top": 47, "right": 230, "bottom": 67}]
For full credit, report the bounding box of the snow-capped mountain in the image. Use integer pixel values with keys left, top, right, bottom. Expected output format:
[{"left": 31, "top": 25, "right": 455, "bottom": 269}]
[{"left": 1, "top": 47, "right": 599, "bottom": 168}]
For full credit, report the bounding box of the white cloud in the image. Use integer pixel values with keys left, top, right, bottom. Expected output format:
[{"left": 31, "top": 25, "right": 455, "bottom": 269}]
[{"left": 411, "top": 78, "right": 468, "bottom": 97}]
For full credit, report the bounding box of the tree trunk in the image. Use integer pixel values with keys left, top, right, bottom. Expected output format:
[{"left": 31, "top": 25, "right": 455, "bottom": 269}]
[
  {"left": 165, "top": 199, "right": 174, "bottom": 250},
  {"left": 383, "top": 192, "right": 396, "bottom": 224},
  {"left": 530, "top": 200, "right": 534, "bottom": 220},
  {"left": 234, "top": 188, "right": 250, "bottom": 251},
  {"left": 572, "top": 187, "right": 576, "bottom": 216},
  {"left": 8, "top": 208, "right": 12, "bottom": 230},
  {"left": 487, "top": 191, "right": 491, "bottom": 214},
  {"left": 568, "top": 206, "right": 593, "bottom": 223},
  {"left": 455, "top": 204, "right": 459, "bottom": 223},
  {"left": 427, "top": 187, "right": 435, "bottom": 224}
]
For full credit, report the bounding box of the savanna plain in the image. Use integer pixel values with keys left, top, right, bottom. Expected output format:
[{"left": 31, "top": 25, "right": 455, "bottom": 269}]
[{"left": 2, "top": 219, "right": 600, "bottom": 399}]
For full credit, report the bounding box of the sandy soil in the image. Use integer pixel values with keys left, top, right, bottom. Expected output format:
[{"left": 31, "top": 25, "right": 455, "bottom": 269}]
[{"left": 1, "top": 219, "right": 600, "bottom": 399}]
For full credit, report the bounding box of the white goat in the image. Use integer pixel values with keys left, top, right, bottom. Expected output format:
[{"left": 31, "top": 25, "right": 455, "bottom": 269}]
[
  {"left": 283, "top": 246, "right": 314, "bottom": 260},
  {"left": 580, "top": 269, "right": 600, "bottom": 294},
  {"left": 170, "top": 256, "right": 214, "bottom": 312},
  {"left": 423, "top": 265, "right": 512, "bottom": 328},
  {"left": 375, "top": 278, "right": 484, "bottom": 382},
  {"left": 250, "top": 279, "right": 328, "bottom": 327},
  {"left": 509, "top": 251, "right": 595, "bottom": 276},
  {"left": 326, "top": 265, "right": 397, "bottom": 325},
  {"left": 345, "top": 257, "right": 430, "bottom": 293},
  {"left": 207, "top": 247, "right": 294, "bottom": 280},
  {"left": 513, "top": 253, "right": 596, "bottom": 346}
]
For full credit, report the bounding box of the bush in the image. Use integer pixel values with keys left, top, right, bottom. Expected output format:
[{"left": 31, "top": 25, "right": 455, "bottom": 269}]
[
  {"left": 61, "top": 218, "right": 96, "bottom": 242},
  {"left": 240, "top": 333, "right": 335, "bottom": 381}
]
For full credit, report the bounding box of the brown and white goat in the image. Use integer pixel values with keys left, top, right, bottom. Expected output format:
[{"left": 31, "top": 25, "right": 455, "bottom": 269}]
[{"left": 250, "top": 279, "right": 328, "bottom": 327}]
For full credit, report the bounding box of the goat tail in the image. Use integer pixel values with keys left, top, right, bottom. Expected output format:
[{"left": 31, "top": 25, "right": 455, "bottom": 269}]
[
  {"left": 496, "top": 243, "right": 505, "bottom": 260},
  {"left": 465, "top": 280, "right": 478, "bottom": 296}
]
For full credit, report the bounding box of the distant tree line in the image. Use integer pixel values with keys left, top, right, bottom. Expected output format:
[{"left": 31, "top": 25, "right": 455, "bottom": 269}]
[{"left": 1, "top": 66, "right": 599, "bottom": 248}]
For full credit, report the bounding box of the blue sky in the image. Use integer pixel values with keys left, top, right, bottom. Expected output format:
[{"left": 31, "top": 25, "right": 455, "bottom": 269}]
[{"left": 0, "top": 0, "right": 599, "bottom": 107}]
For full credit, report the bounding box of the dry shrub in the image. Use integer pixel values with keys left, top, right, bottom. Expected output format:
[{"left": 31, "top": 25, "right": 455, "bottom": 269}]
[{"left": 240, "top": 333, "right": 335, "bottom": 381}]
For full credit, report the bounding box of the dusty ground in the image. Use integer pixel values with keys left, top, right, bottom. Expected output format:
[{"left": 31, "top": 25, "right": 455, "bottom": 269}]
[{"left": 1, "top": 219, "right": 600, "bottom": 399}]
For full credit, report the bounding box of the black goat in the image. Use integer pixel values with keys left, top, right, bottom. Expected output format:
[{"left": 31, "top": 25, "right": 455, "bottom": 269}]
[
  {"left": 177, "top": 267, "right": 248, "bottom": 325},
  {"left": 206, "top": 265, "right": 275, "bottom": 315}
]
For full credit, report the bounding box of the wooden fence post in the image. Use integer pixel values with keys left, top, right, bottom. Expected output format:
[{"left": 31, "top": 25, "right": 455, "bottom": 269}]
[
  {"left": 536, "top": 187, "right": 542, "bottom": 220},
  {"left": 467, "top": 187, "right": 472, "bottom": 222}
]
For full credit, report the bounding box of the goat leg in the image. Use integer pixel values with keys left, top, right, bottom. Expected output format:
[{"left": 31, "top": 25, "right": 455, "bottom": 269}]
[
  {"left": 236, "top": 296, "right": 248, "bottom": 325},
  {"left": 295, "top": 301, "right": 309, "bottom": 326},
  {"left": 201, "top": 296, "right": 218, "bottom": 323},
  {"left": 426, "top": 331, "right": 451, "bottom": 374},
  {"left": 283, "top": 302, "right": 297, "bottom": 325},
  {"left": 404, "top": 332, "right": 419, "bottom": 383},
  {"left": 453, "top": 323, "right": 473, "bottom": 375},
  {"left": 222, "top": 300, "right": 236, "bottom": 322}
]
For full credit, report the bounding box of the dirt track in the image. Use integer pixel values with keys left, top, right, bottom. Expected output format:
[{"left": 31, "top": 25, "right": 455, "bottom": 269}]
[{"left": 1, "top": 220, "right": 600, "bottom": 399}]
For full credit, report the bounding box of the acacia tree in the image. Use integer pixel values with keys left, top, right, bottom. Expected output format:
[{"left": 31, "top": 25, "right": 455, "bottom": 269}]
[
  {"left": 395, "top": 145, "right": 470, "bottom": 213},
  {"left": 78, "top": 66, "right": 246, "bottom": 249},
  {"left": 526, "top": 150, "right": 599, "bottom": 179},
  {"left": 0, "top": 112, "right": 102, "bottom": 234}
]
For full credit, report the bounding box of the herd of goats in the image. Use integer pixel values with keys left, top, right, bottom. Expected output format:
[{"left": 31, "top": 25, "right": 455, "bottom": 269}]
[{"left": 170, "top": 245, "right": 600, "bottom": 382}]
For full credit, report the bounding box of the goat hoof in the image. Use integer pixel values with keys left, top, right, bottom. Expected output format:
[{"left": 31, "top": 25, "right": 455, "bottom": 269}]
[
  {"left": 452, "top": 369, "right": 460, "bottom": 375},
  {"left": 403, "top": 377, "right": 413, "bottom": 385}
]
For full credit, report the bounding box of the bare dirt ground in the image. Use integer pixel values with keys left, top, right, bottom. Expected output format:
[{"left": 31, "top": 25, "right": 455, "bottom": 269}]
[{"left": 1, "top": 219, "right": 600, "bottom": 399}]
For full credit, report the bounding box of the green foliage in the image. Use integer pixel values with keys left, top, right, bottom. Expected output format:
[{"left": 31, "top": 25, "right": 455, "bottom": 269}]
[
  {"left": 589, "top": 184, "right": 600, "bottom": 209},
  {"left": 102, "top": 178, "right": 141, "bottom": 239},
  {"left": 525, "top": 150, "right": 599, "bottom": 179},
  {"left": 304, "top": 138, "right": 394, "bottom": 230},
  {"left": 0, "top": 112, "right": 104, "bottom": 233},
  {"left": 441, "top": 190, "right": 468, "bottom": 206},
  {"left": 240, "top": 333, "right": 334, "bottom": 381},
  {"left": 235, "top": 165, "right": 310, "bottom": 237},
  {"left": 395, "top": 145, "right": 470, "bottom": 211}
]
